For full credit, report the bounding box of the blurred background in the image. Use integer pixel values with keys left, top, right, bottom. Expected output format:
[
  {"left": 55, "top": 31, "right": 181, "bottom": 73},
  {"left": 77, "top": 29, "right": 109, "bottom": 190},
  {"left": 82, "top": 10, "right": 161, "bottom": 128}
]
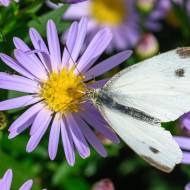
[{"left": 1, "top": 0, "right": 190, "bottom": 189}]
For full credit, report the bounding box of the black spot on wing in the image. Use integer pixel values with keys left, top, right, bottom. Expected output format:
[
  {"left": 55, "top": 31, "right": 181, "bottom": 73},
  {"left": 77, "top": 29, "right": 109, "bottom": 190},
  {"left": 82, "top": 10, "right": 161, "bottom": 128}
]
[
  {"left": 176, "top": 47, "right": 190, "bottom": 58},
  {"left": 175, "top": 68, "right": 185, "bottom": 77},
  {"left": 149, "top": 147, "right": 159, "bottom": 154}
]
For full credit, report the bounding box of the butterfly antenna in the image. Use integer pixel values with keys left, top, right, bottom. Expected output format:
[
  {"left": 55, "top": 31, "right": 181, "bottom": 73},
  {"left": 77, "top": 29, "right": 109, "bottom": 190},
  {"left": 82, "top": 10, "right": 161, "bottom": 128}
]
[{"left": 64, "top": 43, "right": 83, "bottom": 77}]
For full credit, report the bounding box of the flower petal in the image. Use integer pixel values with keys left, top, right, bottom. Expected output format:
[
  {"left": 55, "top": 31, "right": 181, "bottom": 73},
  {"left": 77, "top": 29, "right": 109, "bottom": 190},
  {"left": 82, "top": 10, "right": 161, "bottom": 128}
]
[
  {"left": 1, "top": 169, "right": 13, "bottom": 190},
  {"left": 62, "top": 21, "right": 78, "bottom": 68},
  {"left": 26, "top": 108, "right": 52, "bottom": 152},
  {"left": 29, "top": 28, "right": 51, "bottom": 72},
  {"left": 68, "top": 17, "right": 87, "bottom": 69},
  {"left": 79, "top": 105, "right": 119, "bottom": 143},
  {"left": 0, "top": 53, "right": 35, "bottom": 80},
  {"left": 30, "top": 108, "right": 52, "bottom": 136},
  {"left": 76, "top": 28, "right": 112, "bottom": 74},
  {"left": 84, "top": 50, "right": 132, "bottom": 80},
  {"left": 48, "top": 113, "right": 61, "bottom": 160},
  {"left": 0, "top": 72, "right": 39, "bottom": 93},
  {"left": 0, "top": 95, "right": 41, "bottom": 111},
  {"left": 75, "top": 114, "right": 107, "bottom": 157},
  {"left": 9, "top": 116, "right": 35, "bottom": 139},
  {"left": 19, "top": 180, "right": 33, "bottom": 190},
  {"left": 66, "top": 113, "right": 90, "bottom": 159},
  {"left": 13, "top": 37, "right": 48, "bottom": 78},
  {"left": 14, "top": 49, "right": 47, "bottom": 81},
  {"left": 174, "top": 136, "right": 190, "bottom": 150},
  {"left": 61, "top": 117, "right": 75, "bottom": 166},
  {"left": 87, "top": 78, "right": 110, "bottom": 89},
  {"left": 47, "top": 20, "right": 61, "bottom": 71},
  {"left": 63, "top": 1, "right": 90, "bottom": 19},
  {"left": 8, "top": 102, "right": 44, "bottom": 132}
]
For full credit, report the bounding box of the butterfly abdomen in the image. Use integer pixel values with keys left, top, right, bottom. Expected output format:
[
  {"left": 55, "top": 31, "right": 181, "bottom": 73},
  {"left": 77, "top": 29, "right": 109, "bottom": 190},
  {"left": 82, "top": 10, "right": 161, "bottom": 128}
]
[{"left": 97, "top": 90, "right": 160, "bottom": 125}]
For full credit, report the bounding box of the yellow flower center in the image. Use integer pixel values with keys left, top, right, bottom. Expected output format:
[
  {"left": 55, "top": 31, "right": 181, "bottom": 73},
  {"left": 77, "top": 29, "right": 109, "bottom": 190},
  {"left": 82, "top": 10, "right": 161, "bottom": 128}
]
[
  {"left": 41, "top": 68, "right": 86, "bottom": 113},
  {"left": 91, "top": 0, "right": 126, "bottom": 26}
]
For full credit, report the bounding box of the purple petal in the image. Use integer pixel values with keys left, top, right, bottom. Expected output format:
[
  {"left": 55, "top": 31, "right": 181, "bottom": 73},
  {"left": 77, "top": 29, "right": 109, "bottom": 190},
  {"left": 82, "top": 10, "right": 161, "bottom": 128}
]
[
  {"left": 66, "top": 113, "right": 90, "bottom": 158},
  {"left": 0, "top": 95, "right": 41, "bottom": 111},
  {"left": 185, "top": 182, "right": 190, "bottom": 190},
  {"left": 9, "top": 116, "right": 35, "bottom": 139},
  {"left": 62, "top": 21, "right": 78, "bottom": 68},
  {"left": 48, "top": 113, "right": 61, "bottom": 160},
  {"left": 14, "top": 49, "right": 47, "bottom": 80},
  {"left": 29, "top": 28, "right": 51, "bottom": 72},
  {"left": 79, "top": 106, "right": 119, "bottom": 143},
  {"left": 61, "top": 117, "right": 75, "bottom": 166},
  {"left": 47, "top": 20, "right": 61, "bottom": 71},
  {"left": 76, "top": 28, "right": 112, "bottom": 74},
  {"left": 87, "top": 78, "right": 109, "bottom": 89},
  {"left": 68, "top": 17, "right": 87, "bottom": 69},
  {"left": 13, "top": 37, "right": 48, "bottom": 77},
  {"left": 19, "top": 180, "right": 33, "bottom": 190},
  {"left": 75, "top": 114, "right": 107, "bottom": 157},
  {"left": 0, "top": 53, "right": 36, "bottom": 80},
  {"left": 84, "top": 50, "right": 132, "bottom": 81},
  {"left": 26, "top": 108, "right": 52, "bottom": 152},
  {"left": 0, "top": 169, "right": 13, "bottom": 190},
  {"left": 181, "top": 151, "right": 190, "bottom": 164},
  {"left": 174, "top": 136, "right": 190, "bottom": 150},
  {"left": 30, "top": 108, "right": 52, "bottom": 136},
  {"left": 181, "top": 117, "right": 190, "bottom": 131},
  {"left": 8, "top": 102, "right": 44, "bottom": 132},
  {"left": 0, "top": 72, "right": 39, "bottom": 93}
]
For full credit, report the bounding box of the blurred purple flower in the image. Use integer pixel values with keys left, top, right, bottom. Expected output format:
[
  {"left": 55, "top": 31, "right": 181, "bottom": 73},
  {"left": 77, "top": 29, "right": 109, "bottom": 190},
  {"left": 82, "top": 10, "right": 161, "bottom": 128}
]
[
  {"left": 0, "top": 169, "right": 34, "bottom": 190},
  {"left": 63, "top": 0, "right": 169, "bottom": 51},
  {"left": 174, "top": 136, "right": 190, "bottom": 164},
  {"left": 174, "top": 113, "right": 190, "bottom": 164},
  {"left": 0, "top": 18, "right": 133, "bottom": 164},
  {"left": 0, "top": 0, "right": 18, "bottom": 6},
  {"left": 172, "top": 0, "right": 190, "bottom": 16},
  {"left": 185, "top": 183, "right": 190, "bottom": 190}
]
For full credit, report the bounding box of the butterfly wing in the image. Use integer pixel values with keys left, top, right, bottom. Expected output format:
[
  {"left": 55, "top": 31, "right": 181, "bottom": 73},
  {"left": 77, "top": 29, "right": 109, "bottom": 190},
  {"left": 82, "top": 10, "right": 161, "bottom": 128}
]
[
  {"left": 98, "top": 104, "right": 182, "bottom": 172},
  {"left": 104, "top": 48, "right": 190, "bottom": 122}
]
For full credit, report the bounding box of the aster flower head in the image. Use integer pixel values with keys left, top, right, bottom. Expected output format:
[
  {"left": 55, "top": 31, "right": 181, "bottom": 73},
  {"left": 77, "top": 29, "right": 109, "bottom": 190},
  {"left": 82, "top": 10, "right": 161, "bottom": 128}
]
[
  {"left": 63, "top": 0, "right": 169, "bottom": 51},
  {"left": 0, "top": 169, "right": 34, "bottom": 190},
  {"left": 185, "top": 183, "right": 190, "bottom": 190},
  {"left": 0, "top": 18, "right": 132, "bottom": 165},
  {"left": 0, "top": 0, "right": 18, "bottom": 6},
  {"left": 174, "top": 113, "right": 190, "bottom": 165}
]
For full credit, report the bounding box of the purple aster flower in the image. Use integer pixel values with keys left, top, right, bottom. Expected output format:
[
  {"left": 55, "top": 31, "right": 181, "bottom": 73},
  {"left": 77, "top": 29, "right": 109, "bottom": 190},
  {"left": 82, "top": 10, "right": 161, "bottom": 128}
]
[
  {"left": 174, "top": 136, "right": 190, "bottom": 164},
  {"left": 63, "top": 0, "right": 169, "bottom": 51},
  {"left": 0, "top": 169, "right": 34, "bottom": 190},
  {"left": 0, "top": 0, "right": 18, "bottom": 6},
  {"left": 185, "top": 183, "right": 190, "bottom": 190},
  {"left": 0, "top": 18, "right": 132, "bottom": 165},
  {"left": 174, "top": 113, "right": 190, "bottom": 164}
]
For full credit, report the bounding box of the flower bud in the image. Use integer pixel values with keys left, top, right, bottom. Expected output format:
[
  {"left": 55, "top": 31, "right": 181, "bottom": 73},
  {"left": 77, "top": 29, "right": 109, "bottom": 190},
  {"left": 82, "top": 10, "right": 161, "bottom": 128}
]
[
  {"left": 92, "top": 179, "right": 115, "bottom": 190},
  {"left": 135, "top": 33, "right": 159, "bottom": 59},
  {"left": 137, "top": 0, "right": 156, "bottom": 13}
]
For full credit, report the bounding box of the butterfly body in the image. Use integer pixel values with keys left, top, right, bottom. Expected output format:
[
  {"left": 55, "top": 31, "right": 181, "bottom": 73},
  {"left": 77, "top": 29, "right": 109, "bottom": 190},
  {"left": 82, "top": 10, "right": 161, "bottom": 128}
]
[{"left": 89, "top": 48, "right": 190, "bottom": 172}]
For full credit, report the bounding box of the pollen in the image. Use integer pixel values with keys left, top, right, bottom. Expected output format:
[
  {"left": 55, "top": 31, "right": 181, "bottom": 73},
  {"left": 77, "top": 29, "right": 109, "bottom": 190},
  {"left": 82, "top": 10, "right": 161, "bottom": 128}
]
[
  {"left": 41, "top": 68, "right": 86, "bottom": 113},
  {"left": 91, "top": 0, "right": 126, "bottom": 26}
]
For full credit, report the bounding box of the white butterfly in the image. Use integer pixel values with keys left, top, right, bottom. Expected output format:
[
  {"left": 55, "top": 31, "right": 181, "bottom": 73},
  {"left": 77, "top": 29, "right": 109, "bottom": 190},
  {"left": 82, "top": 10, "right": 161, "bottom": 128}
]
[{"left": 90, "top": 48, "right": 190, "bottom": 173}]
